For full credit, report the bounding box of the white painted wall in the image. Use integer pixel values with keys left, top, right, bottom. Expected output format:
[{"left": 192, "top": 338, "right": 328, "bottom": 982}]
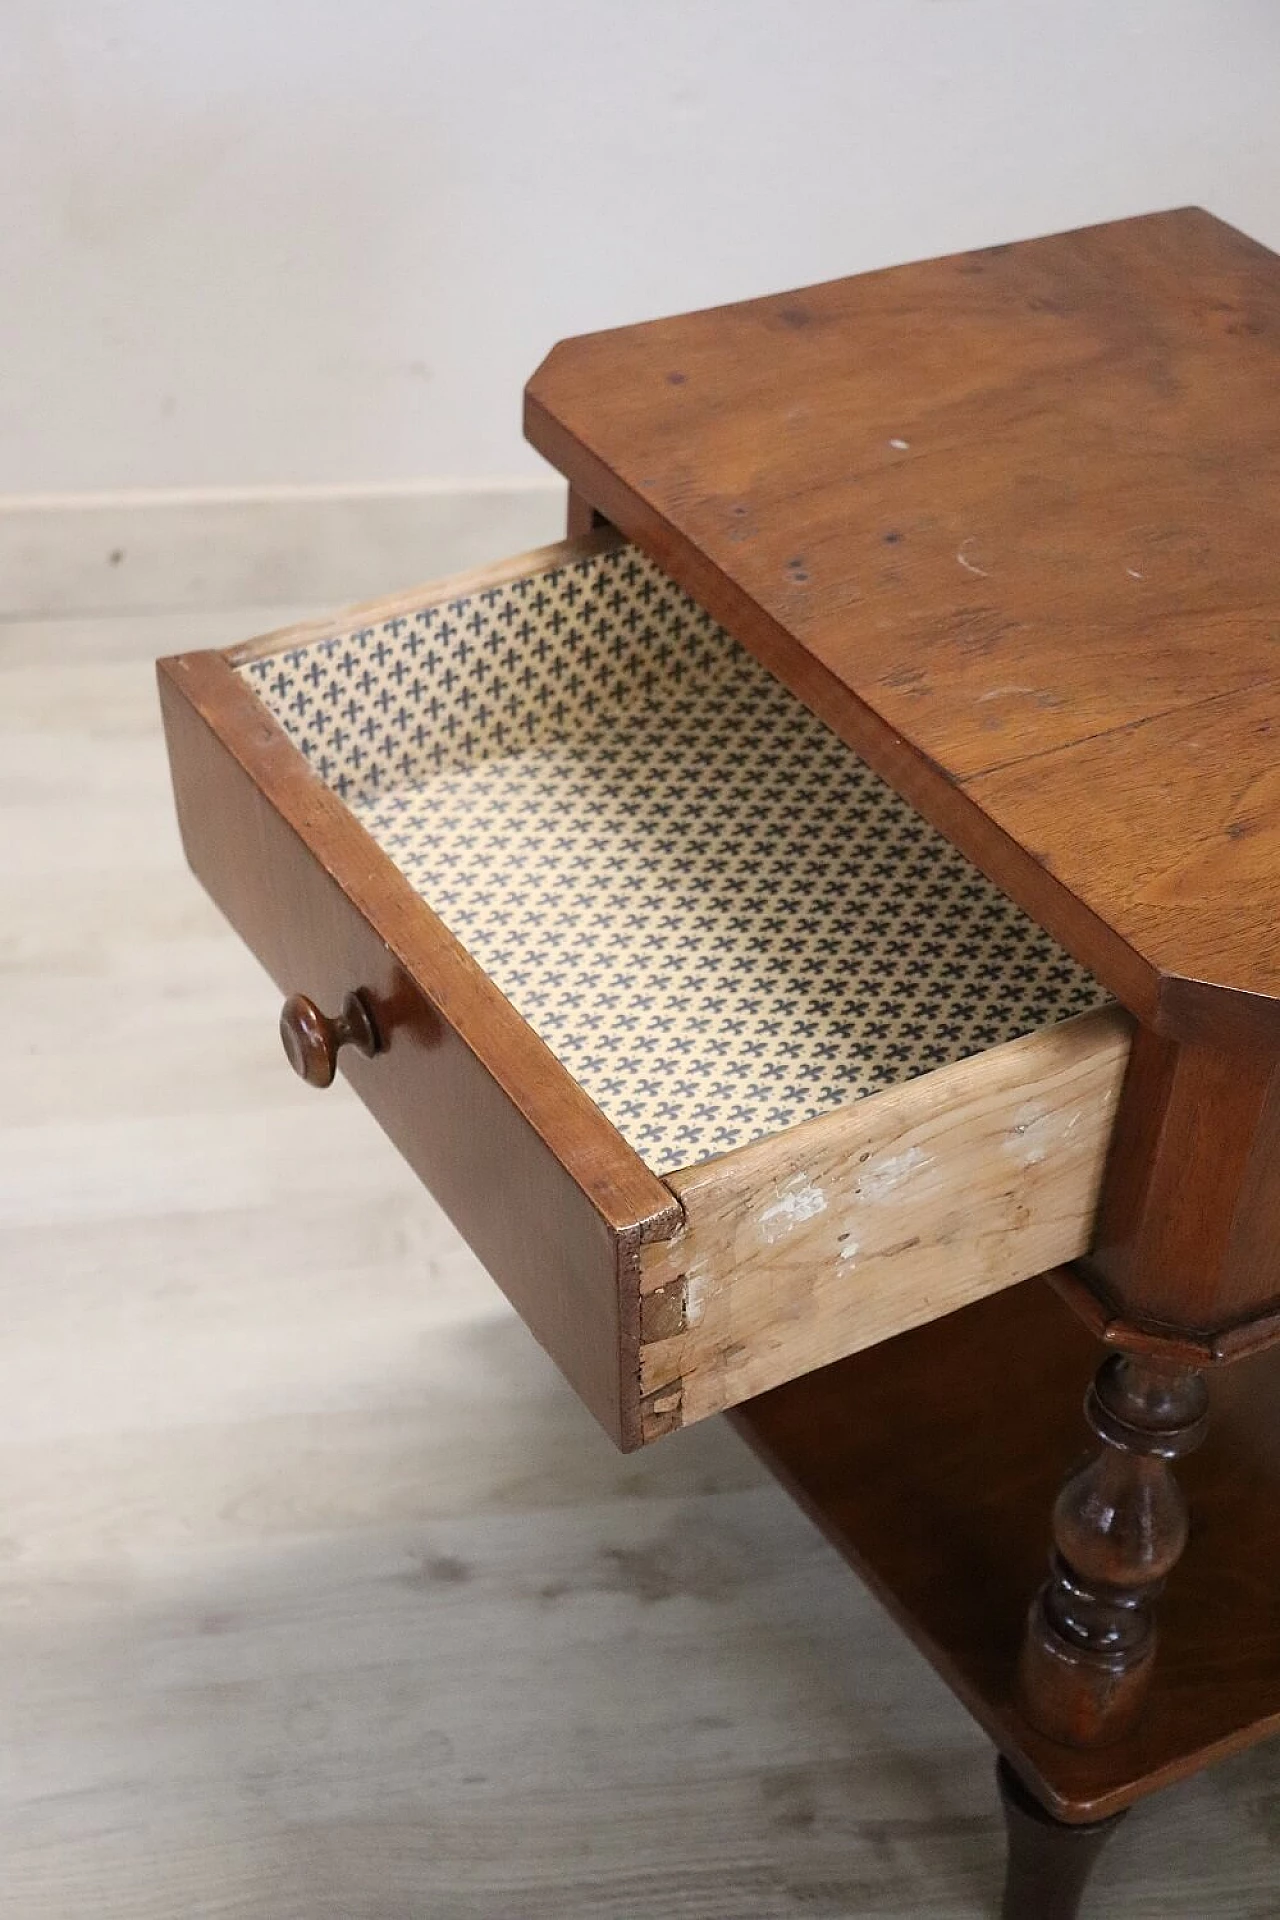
[{"left": 4, "top": 0, "right": 1279, "bottom": 495}]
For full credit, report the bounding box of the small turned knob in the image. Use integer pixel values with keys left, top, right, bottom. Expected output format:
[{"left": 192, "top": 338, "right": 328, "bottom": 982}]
[{"left": 279, "top": 990, "right": 380, "bottom": 1088}]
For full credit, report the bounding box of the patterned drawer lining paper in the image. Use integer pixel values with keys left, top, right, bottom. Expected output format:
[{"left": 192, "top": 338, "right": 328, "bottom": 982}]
[{"left": 241, "top": 543, "right": 1112, "bottom": 1173}]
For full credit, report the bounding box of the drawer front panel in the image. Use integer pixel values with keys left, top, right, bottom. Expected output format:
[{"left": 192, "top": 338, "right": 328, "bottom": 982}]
[{"left": 159, "top": 652, "right": 679, "bottom": 1450}]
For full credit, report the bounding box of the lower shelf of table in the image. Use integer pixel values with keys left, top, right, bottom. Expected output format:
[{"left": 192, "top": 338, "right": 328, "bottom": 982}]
[{"left": 730, "top": 1273, "right": 1280, "bottom": 1823}]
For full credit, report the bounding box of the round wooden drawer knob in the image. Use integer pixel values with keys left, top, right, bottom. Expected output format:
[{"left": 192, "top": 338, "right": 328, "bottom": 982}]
[{"left": 279, "top": 990, "right": 380, "bottom": 1088}]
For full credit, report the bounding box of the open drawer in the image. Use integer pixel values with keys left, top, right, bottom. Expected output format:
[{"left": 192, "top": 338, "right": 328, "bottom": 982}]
[{"left": 158, "top": 529, "right": 1132, "bottom": 1449}]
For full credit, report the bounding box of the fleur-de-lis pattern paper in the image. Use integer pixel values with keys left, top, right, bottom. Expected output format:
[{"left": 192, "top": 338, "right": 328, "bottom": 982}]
[{"left": 241, "top": 543, "right": 1112, "bottom": 1172}]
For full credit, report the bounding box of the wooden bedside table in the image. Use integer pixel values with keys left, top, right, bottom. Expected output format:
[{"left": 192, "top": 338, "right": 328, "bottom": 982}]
[{"left": 161, "top": 206, "right": 1280, "bottom": 1917}]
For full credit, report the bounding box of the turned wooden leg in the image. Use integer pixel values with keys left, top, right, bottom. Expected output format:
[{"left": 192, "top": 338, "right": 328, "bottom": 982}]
[
  {"left": 1017, "top": 1350, "right": 1209, "bottom": 1747},
  {"left": 997, "top": 1758, "right": 1126, "bottom": 1920}
]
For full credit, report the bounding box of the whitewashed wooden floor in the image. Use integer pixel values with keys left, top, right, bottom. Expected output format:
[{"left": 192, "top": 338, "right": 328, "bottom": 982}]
[{"left": 3, "top": 578, "right": 1279, "bottom": 1918}]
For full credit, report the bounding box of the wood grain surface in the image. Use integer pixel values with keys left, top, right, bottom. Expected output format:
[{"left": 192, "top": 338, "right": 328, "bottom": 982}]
[
  {"left": 526, "top": 207, "right": 1280, "bottom": 1049},
  {"left": 1084, "top": 1024, "right": 1280, "bottom": 1338},
  {"left": 158, "top": 649, "right": 680, "bottom": 1449},
  {"left": 642, "top": 1009, "right": 1131, "bottom": 1436}
]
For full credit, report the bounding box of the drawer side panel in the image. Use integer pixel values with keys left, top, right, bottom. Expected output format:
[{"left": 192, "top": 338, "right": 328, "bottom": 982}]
[{"left": 639, "top": 1008, "right": 1132, "bottom": 1435}]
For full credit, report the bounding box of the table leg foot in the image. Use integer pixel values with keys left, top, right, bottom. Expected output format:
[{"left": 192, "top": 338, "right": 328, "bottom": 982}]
[{"left": 997, "top": 1758, "right": 1126, "bottom": 1920}]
